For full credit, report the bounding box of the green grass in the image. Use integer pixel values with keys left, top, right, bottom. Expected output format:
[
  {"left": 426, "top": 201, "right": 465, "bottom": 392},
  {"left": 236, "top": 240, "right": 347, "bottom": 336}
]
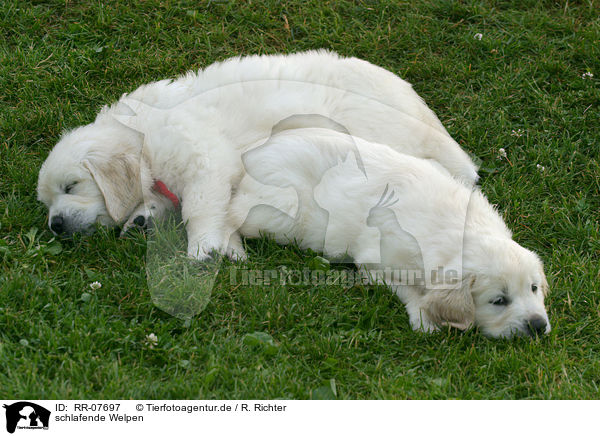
[{"left": 1, "top": 0, "right": 599, "bottom": 399}]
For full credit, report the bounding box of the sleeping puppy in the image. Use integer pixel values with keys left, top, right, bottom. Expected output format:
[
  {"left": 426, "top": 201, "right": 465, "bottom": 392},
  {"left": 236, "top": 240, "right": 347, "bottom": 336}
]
[
  {"left": 37, "top": 50, "right": 478, "bottom": 260},
  {"left": 228, "top": 128, "right": 550, "bottom": 338}
]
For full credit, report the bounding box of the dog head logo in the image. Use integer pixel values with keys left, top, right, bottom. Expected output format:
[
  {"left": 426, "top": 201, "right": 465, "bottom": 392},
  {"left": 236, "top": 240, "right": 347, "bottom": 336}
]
[{"left": 3, "top": 402, "right": 50, "bottom": 434}]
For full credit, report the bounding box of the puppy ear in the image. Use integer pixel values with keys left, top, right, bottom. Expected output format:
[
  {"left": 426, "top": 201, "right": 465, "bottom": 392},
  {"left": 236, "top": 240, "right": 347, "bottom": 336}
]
[
  {"left": 423, "top": 275, "right": 476, "bottom": 331},
  {"left": 541, "top": 269, "right": 550, "bottom": 297},
  {"left": 83, "top": 152, "right": 142, "bottom": 224}
]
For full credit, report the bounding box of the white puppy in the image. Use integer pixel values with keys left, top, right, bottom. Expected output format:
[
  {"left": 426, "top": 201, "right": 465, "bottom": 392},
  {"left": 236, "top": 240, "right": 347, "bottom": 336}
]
[
  {"left": 37, "top": 50, "right": 478, "bottom": 260},
  {"left": 229, "top": 128, "right": 550, "bottom": 338}
]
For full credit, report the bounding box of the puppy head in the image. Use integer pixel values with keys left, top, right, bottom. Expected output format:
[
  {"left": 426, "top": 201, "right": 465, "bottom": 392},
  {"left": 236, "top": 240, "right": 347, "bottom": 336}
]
[
  {"left": 465, "top": 237, "right": 550, "bottom": 338},
  {"left": 424, "top": 237, "right": 550, "bottom": 338},
  {"left": 37, "top": 116, "right": 143, "bottom": 236}
]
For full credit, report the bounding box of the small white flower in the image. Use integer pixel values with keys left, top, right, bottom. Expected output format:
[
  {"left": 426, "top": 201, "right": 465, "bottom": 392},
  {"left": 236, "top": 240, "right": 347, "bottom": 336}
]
[
  {"left": 474, "top": 33, "right": 483, "bottom": 40},
  {"left": 89, "top": 281, "right": 102, "bottom": 290},
  {"left": 536, "top": 164, "right": 545, "bottom": 171},
  {"left": 498, "top": 148, "right": 507, "bottom": 159},
  {"left": 582, "top": 71, "right": 593, "bottom": 79},
  {"left": 511, "top": 129, "right": 524, "bottom": 137},
  {"left": 145, "top": 333, "right": 158, "bottom": 348}
]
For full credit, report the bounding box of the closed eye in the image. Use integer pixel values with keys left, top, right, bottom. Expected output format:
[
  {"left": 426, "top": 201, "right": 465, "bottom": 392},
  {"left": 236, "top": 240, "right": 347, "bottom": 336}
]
[
  {"left": 491, "top": 296, "right": 509, "bottom": 306},
  {"left": 65, "top": 182, "right": 77, "bottom": 194}
]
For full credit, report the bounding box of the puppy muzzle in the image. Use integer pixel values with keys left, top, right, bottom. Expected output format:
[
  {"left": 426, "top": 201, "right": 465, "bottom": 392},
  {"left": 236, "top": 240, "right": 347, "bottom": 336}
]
[{"left": 524, "top": 316, "right": 549, "bottom": 336}]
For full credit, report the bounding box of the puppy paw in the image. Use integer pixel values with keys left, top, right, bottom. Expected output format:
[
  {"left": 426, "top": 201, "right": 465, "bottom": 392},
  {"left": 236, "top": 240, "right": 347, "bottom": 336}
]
[
  {"left": 225, "top": 232, "right": 247, "bottom": 262},
  {"left": 409, "top": 313, "right": 439, "bottom": 333},
  {"left": 187, "top": 238, "right": 225, "bottom": 262},
  {"left": 412, "top": 322, "right": 440, "bottom": 334},
  {"left": 225, "top": 244, "right": 247, "bottom": 262}
]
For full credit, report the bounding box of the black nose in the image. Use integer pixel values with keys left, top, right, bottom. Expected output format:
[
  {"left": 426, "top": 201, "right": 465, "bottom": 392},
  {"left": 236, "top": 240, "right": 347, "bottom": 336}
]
[
  {"left": 526, "top": 316, "right": 547, "bottom": 336},
  {"left": 50, "top": 215, "right": 65, "bottom": 234},
  {"left": 133, "top": 215, "right": 146, "bottom": 227}
]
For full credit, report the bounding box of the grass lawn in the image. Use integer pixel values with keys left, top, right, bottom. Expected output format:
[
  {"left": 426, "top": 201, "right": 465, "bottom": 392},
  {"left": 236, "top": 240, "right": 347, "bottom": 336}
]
[{"left": 1, "top": 0, "right": 599, "bottom": 399}]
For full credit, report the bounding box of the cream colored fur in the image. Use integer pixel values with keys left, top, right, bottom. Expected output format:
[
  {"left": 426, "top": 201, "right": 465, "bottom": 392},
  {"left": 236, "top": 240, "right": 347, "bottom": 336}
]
[
  {"left": 37, "top": 50, "right": 478, "bottom": 259},
  {"left": 229, "top": 128, "right": 550, "bottom": 338}
]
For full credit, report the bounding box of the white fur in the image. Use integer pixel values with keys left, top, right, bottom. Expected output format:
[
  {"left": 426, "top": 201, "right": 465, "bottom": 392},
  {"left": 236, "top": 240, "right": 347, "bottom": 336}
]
[
  {"left": 37, "top": 50, "right": 478, "bottom": 260},
  {"left": 35, "top": 51, "right": 549, "bottom": 337},
  {"left": 229, "top": 128, "right": 550, "bottom": 338}
]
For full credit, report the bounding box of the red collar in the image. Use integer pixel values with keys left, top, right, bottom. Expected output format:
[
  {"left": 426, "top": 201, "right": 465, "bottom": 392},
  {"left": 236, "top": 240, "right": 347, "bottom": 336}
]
[{"left": 152, "top": 180, "right": 180, "bottom": 209}]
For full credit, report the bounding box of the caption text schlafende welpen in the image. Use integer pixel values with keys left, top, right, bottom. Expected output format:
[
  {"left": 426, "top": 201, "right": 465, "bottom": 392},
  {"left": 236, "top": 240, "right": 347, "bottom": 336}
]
[{"left": 54, "top": 403, "right": 140, "bottom": 423}]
